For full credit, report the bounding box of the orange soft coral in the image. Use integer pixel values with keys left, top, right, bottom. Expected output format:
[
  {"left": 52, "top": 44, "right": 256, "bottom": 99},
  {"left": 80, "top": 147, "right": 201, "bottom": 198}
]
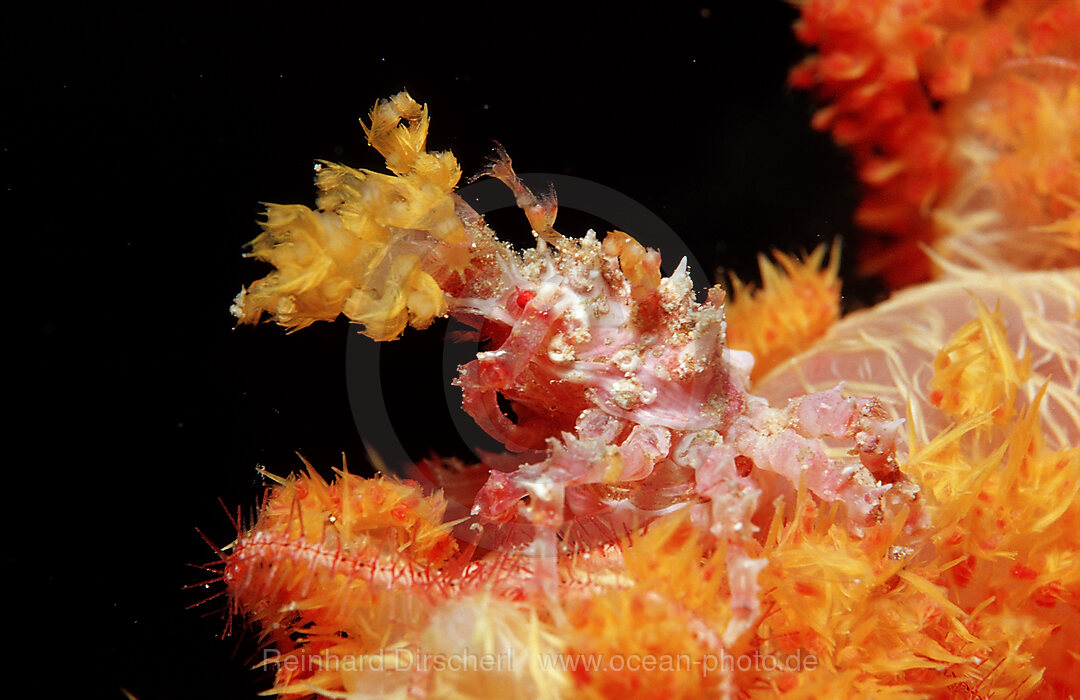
[
  {"left": 903, "top": 358, "right": 1080, "bottom": 694},
  {"left": 756, "top": 485, "right": 971, "bottom": 697},
  {"left": 790, "top": 0, "right": 1080, "bottom": 287},
  {"left": 933, "top": 59, "right": 1080, "bottom": 272},
  {"left": 724, "top": 242, "right": 842, "bottom": 382},
  {"left": 561, "top": 516, "right": 733, "bottom": 699},
  {"left": 751, "top": 302, "right": 1079, "bottom": 696}
]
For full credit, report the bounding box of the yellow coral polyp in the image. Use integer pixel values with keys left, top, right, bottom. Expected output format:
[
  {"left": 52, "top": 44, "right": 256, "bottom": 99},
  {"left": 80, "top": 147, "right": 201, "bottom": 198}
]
[
  {"left": 724, "top": 241, "right": 841, "bottom": 382},
  {"left": 928, "top": 299, "right": 1031, "bottom": 425},
  {"left": 231, "top": 91, "right": 465, "bottom": 341},
  {"left": 362, "top": 92, "right": 430, "bottom": 175}
]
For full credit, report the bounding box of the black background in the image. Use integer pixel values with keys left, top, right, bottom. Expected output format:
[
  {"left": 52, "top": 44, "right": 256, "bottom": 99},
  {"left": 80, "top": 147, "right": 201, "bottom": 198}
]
[{"left": 10, "top": 4, "right": 865, "bottom": 698}]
